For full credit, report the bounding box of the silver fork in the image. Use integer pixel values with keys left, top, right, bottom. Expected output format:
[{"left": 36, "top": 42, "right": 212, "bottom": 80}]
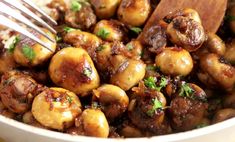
[{"left": 0, "top": 0, "right": 57, "bottom": 52}]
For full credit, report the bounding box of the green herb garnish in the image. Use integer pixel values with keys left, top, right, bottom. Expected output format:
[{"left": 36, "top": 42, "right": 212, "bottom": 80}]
[
  {"left": 139, "top": 50, "right": 144, "bottom": 57},
  {"left": 8, "top": 36, "right": 20, "bottom": 53},
  {"left": 130, "top": 27, "right": 142, "bottom": 34},
  {"left": 96, "top": 28, "right": 110, "bottom": 39},
  {"left": 126, "top": 44, "right": 133, "bottom": 51},
  {"left": 56, "top": 36, "right": 62, "bottom": 42},
  {"left": 64, "top": 26, "right": 76, "bottom": 33},
  {"left": 92, "top": 102, "right": 99, "bottom": 109},
  {"left": 146, "top": 65, "right": 157, "bottom": 71},
  {"left": 71, "top": 0, "right": 82, "bottom": 12},
  {"left": 146, "top": 65, "right": 161, "bottom": 71},
  {"left": 158, "top": 77, "right": 168, "bottom": 91},
  {"left": 179, "top": 83, "right": 194, "bottom": 98},
  {"left": 196, "top": 123, "right": 208, "bottom": 129},
  {"left": 146, "top": 98, "right": 163, "bottom": 117},
  {"left": 225, "top": 15, "right": 235, "bottom": 21},
  {"left": 144, "top": 76, "right": 168, "bottom": 91},
  {"left": 144, "top": 76, "right": 157, "bottom": 90},
  {"left": 96, "top": 45, "right": 106, "bottom": 52},
  {"left": 22, "top": 45, "right": 35, "bottom": 62},
  {"left": 66, "top": 95, "right": 73, "bottom": 103},
  {"left": 83, "top": 67, "right": 92, "bottom": 77}
]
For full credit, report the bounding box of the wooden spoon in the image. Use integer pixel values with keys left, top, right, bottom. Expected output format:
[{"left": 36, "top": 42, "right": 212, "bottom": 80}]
[{"left": 138, "top": 0, "right": 228, "bottom": 44}]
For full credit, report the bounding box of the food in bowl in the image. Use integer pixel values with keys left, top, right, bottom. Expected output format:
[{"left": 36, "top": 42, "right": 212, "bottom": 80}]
[{"left": 0, "top": 0, "right": 235, "bottom": 139}]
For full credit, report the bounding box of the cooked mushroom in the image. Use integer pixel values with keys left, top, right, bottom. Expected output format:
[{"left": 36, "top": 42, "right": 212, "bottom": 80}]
[
  {"left": 166, "top": 14, "right": 206, "bottom": 52},
  {"left": 93, "top": 20, "right": 128, "bottom": 42},
  {"left": 13, "top": 29, "right": 56, "bottom": 67},
  {"left": 32, "top": 87, "right": 82, "bottom": 130},
  {"left": 198, "top": 53, "right": 235, "bottom": 91},
  {"left": 49, "top": 47, "right": 100, "bottom": 96},
  {"left": 169, "top": 83, "right": 208, "bottom": 131},
  {"left": 92, "top": 84, "right": 129, "bottom": 120},
  {"left": 110, "top": 55, "right": 146, "bottom": 91},
  {"left": 117, "top": 0, "right": 151, "bottom": 27},
  {"left": 67, "top": 108, "right": 109, "bottom": 138},
  {"left": 63, "top": 30, "right": 102, "bottom": 59},
  {"left": 0, "top": 71, "right": 44, "bottom": 113},
  {"left": 65, "top": 1, "right": 97, "bottom": 30},
  {"left": 90, "top": 0, "right": 121, "bottom": 19},
  {"left": 155, "top": 47, "right": 193, "bottom": 76}
]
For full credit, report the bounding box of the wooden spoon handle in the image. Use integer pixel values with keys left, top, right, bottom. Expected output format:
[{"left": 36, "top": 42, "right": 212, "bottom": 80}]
[{"left": 138, "top": 0, "right": 227, "bottom": 44}]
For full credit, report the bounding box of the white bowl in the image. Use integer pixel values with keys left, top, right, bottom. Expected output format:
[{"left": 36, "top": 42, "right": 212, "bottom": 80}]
[{"left": 0, "top": 115, "right": 235, "bottom": 142}]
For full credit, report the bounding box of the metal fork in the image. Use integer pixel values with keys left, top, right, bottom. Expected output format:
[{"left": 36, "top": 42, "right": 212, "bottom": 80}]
[{"left": 0, "top": 0, "right": 57, "bottom": 52}]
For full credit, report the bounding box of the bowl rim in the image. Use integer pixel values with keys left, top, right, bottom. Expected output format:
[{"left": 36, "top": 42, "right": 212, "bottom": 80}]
[{"left": 0, "top": 115, "right": 235, "bottom": 142}]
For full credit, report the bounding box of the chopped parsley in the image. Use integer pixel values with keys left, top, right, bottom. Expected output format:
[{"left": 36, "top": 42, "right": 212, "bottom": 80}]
[
  {"left": 146, "top": 65, "right": 160, "bottom": 71},
  {"left": 144, "top": 76, "right": 157, "bottom": 90},
  {"left": 126, "top": 44, "right": 133, "bottom": 51},
  {"left": 139, "top": 50, "right": 144, "bottom": 58},
  {"left": 22, "top": 45, "right": 36, "bottom": 62},
  {"left": 63, "top": 26, "right": 76, "bottom": 33},
  {"left": 71, "top": 0, "right": 82, "bottom": 12},
  {"left": 196, "top": 123, "right": 208, "bottom": 129},
  {"left": 144, "top": 76, "right": 168, "bottom": 91},
  {"left": 96, "top": 28, "right": 110, "bottom": 39},
  {"left": 56, "top": 36, "right": 62, "bottom": 42},
  {"left": 225, "top": 15, "right": 235, "bottom": 21},
  {"left": 8, "top": 36, "right": 20, "bottom": 53},
  {"left": 146, "top": 98, "right": 163, "bottom": 117},
  {"left": 96, "top": 45, "right": 106, "bottom": 52},
  {"left": 146, "top": 65, "right": 157, "bottom": 71},
  {"left": 92, "top": 102, "right": 99, "bottom": 109},
  {"left": 158, "top": 77, "right": 168, "bottom": 90},
  {"left": 83, "top": 67, "right": 92, "bottom": 77},
  {"left": 179, "top": 83, "right": 194, "bottom": 98},
  {"left": 130, "top": 27, "right": 142, "bottom": 34},
  {"left": 66, "top": 95, "right": 73, "bottom": 103}
]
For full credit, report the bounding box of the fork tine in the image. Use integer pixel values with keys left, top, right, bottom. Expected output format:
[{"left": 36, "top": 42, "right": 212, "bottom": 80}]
[
  {"left": 0, "top": 2, "right": 55, "bottom": 43},
  {"left": 21, "top": 0, "right": 57, "bottom": 25},
  {"left": 0, "top": 15, "right": 54, "bottom": 52},
  {"left": 2, "top": 0, "right": 57, "bottom": 34}
]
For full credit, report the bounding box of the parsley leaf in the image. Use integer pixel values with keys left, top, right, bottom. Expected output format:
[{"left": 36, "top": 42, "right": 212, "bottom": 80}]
[
  {"left": 126, "top": 44, "right": 133, "bottom": 51},
  {"left": 158, "top": 77, "right": 168, "bottom": 91},
  {"left": 66, "top": 95, "right": 73, "bottom": 103},
  {"left": 130, "top": 27, "right": 142, "bottom": 34},
  {"left": 144, "top": 76, "right": 157, "bottom": 90},
  {"left": 96, "top": 45, "right": 106, "bottom": 52},
  {"left": 139, "top": 50, "right": 144, "bottom": 57},
  {"left": 8, "top": 36, "right": 20, "bottom": 53},
  {"left": 146, "top": 98, "right": 163, "bottom": 117},
  {"left": 22, "top": 45, "right": 35, "bottom": 62},
  {"left": 225, "top": 15, "right": 235, "bottom": 21},
  {"left": 83, "top": 67, "right": 92, "bottom": 77},
  {"left": 146, "top": 65, "right": 157, "bottom": 71},
  {"left": 64, "top": 26, "right": 76, "bottom": 33},
  {"left": 96, "top": 28, "right": 110, "bottom": 39},
  {"left": 146, "top": 65, "right": 161, "bottom": 72},
  {"left": 92, "top": 102, "right": 99, "bottom": 109},
  {"left": 179, "top": 83, "right": 194, "bottom": 98},
  {"left": 71, "top": 0, "right": 82, "bottom": 12},
  {"left": 196, "top": 123, "right": 208, "bottom": 129},
  {"left": 144, "top": 76, "right": 168, "bottom": 91},
  {"left": 56, "top": 36, "right": 62, "bottom": 42}
]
